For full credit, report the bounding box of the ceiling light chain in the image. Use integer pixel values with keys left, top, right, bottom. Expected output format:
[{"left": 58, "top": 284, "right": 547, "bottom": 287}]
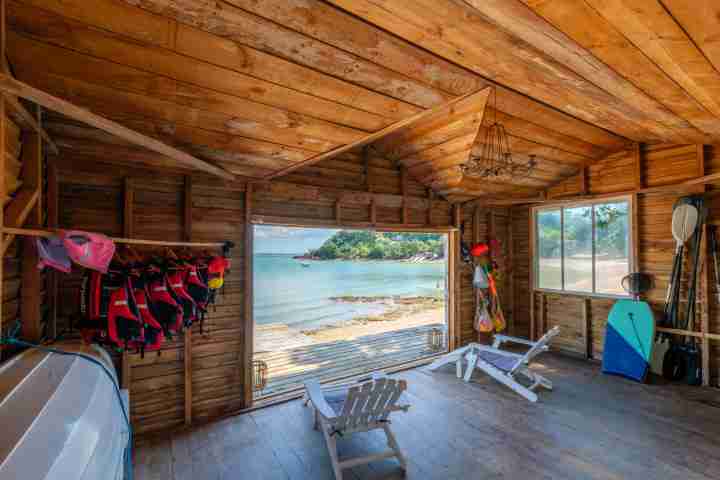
[{"left": 460, "top": 86, "right": 537, "bottom": 180}]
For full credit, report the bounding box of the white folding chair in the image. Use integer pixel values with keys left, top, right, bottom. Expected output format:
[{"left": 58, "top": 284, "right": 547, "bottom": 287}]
[
  {"left": 303, "top": 375, "right": 410, "bottom": 480},
  {"left": 426, "top": 326, "right": 561, "bottom": 402}
]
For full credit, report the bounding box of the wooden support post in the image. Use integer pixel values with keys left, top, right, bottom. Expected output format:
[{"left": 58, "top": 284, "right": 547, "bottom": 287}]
[
  {"left": 634, "top": 142, "right": 643, "bottom": 190},
  {"left": 184, "top": 176, "right": 192, "bottom": 242},
  {"left": 363, "top": 146, "right": 371, "bottom": 192},
  {"left": 121, "top": 177, "right": 133, "bottom": 390},
  {"left": 19, "top": 126, "right": 42, "bottom": 342},
  {"left": 453, "top": 204, "right": 461, "bottom": 346},
  {"left": 183, "top": 175, "right": 193, "bottom": 425},
  {"left": 243, "top": 183, "right": 254, "bottom": 408},
  {"left": 401, "top": 167, "right": 408, "bottom": 225},
  {"left": 472, "top": 207, "right": 481, "bottom": 244},
  {"left": 123, "top": 178, "right": 133, "bottom": 239},
  {"left": 0, "top": 98, "right": 4, "bottom": 355},
  {"left": 700, "top": 224, "right": 710, "bottom": 386},
  {"left": 697, "top": 144, "right": 710, "bottom": 386},
  {"left": 507, "top": 208, "right": 515, "bottom": 336},
  {"left": 427, "top": 189, "right": 434, "bottom": 226},
  {"left": 370, "top": 198, "right": 377, "bottom": 225},
  {"left": 447, "top": 228, "right": 457, "bottom": 351},
  {"left": 582, "top": 297, "right": 590, "bottom": 359},
  {"left": 334, "top": 200, "right": 341, "bottom": 225},
  {"left": 579, "top": 167, "right": 588, "bottom": 195},
  {"left": 539, "top": 293, "right": 546, "bottom": 339},
  {"left": 46, "top": 163, "right": 58, "bottom": 339},
  {"left": 529, "top": 209, "right": 536, "bottom": 340}
]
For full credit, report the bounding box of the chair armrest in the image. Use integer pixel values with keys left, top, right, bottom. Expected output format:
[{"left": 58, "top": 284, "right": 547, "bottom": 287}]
[
  {"left": 304, "top": 379, "right": 338, "bottom": 421},
  {"left": 492, "top": 334, "right": 536, "bottom": 349}
]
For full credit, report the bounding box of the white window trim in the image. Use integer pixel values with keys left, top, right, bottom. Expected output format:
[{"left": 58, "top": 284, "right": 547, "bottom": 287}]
[{"left": 532, "top": 195, "right": 634, "bottom": 299}]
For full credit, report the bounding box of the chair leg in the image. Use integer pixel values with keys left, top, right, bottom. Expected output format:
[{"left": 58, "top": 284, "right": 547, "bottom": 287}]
[
  {"left": 383, "top": 424, "right": 407, "bottom": 471},
  {"left": 478, "top": 360, "right": 539, "bottom": 402},
  {"left": 322, "top": 425, "right": 343, "bottom": 480},
  {"left": 463, "top": 350, "right": 478, "bottom": 382}
]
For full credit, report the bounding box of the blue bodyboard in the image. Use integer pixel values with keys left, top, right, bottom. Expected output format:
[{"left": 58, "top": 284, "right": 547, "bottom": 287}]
[{"left": 602, "top": 299, "right": 655, "bottom": 382}]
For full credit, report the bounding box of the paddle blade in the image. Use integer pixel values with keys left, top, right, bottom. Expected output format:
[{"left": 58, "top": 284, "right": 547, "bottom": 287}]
[{"left": 671, "top": 204, "right": 698, "bottom": 246}]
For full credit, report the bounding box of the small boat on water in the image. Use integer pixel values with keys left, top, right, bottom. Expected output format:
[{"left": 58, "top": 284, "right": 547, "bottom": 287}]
[
  {"left": 0, "top": 341, "right": 130, "bottom": 480},
  {"left": 300, "top": 262, "right": 311, "bottom": 267}
]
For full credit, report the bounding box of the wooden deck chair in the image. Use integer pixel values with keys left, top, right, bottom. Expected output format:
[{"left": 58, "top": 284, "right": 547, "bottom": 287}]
[
  {"left": 426, "top": 326, "right": 561, "bottom": 402},
  {"left": 303, "top": 375, "right": 410, "bottom": 480}
]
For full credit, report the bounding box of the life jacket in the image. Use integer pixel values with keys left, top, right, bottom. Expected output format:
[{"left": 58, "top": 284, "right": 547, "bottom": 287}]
[
  {"left": 207, "top": 256, "right": 230, "bottom": 290},
  {"left": 106, "top": 276, "right": 144, "bottom": 350},
  {"left": 166, "top": 269, "right": 197, "bottom": 328},
  {"left": 144, "top": 267, "right": 183, "bottom": 336},
  {"left": 78, "top": 268, "right": 144, "bottom": 350},
  {"left": 184, "top": 262, "right": 210, "bottom": 333},
  {"left": 131, "top": 276, "right": 164, "bottom": 355}
]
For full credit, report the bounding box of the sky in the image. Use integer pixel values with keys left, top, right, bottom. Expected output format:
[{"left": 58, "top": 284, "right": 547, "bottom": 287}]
[{"left": 254, "top": 225, "right": 338, "bottom": 254}]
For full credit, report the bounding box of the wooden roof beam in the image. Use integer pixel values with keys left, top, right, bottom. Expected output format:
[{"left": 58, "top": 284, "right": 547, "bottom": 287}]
[
  {"left": 266, "top": 87, "right": 491, "bottom": 180},
  {"left": 0, "top": 73, "right": 236, "bottom": 180}
]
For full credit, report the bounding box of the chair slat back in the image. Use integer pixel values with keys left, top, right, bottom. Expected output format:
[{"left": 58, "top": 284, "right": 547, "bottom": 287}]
[
  {"left": 336, "top": 378, "right": 407, "bottom": 431},
  {"left": 509, "top": 326, "right": 560, "bottom": 373}
]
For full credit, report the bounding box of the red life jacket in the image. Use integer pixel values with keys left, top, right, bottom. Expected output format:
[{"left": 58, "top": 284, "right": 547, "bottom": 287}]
[
  {"left": 132, "top": 286, "right": 164, "bottom": 354},
  {"left": 184, "top": 262, "right": 211, "bottom": 333},
  {"left": 166, "top": 270, "right": 197, "bottom": 328},
  {"left": 78, "top": 269, "right": 144, "bottom": 350},
  {"left": 144, "top": 268, "right": 183, "bottom": 336}
]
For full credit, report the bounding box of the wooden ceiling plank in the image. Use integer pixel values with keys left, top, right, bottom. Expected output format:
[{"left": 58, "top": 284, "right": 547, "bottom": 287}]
[
  {"left": 584, "top": 0, "right": 720, "bottom": 122},
  {"left": 522, "top": 0, "right": 720, "bottom": 140},
  {"left": 173, "top": 22, "right": 420, "bottom": 121},
  {"left": 326, "top": 0, "right": 683, "bottom": 142},
  {"left": 8, "top": 31, "right": 364, "bottom": 150},
  {"left": 12, "top": 63, "right": 344, "bottom": 155},
  {"left": 463, "top": 0, "right": 706, "bottom": 143},
  {"left": 0, "top": 73, "right": 235, "bottom": 179},
  {"left": 117, "top": 0, "right": 450, "bottom": 109},
  {"left": 45, "top": 118, "right": 312, "bottom": 168},
  {"left": 267, "top": 87, "right": 491, "bottom": 179},
  {"left": 222, "top": 0, "right": 628, "bottom": 151},
  {"left": 8, "top": 1, "right": 390, "bottom": 132},
  {"left": 222, "top": 0, "right": 481, "bottom": 98},
  {"left": 664, "top": 0, "right": 720, "bottom": 75}
]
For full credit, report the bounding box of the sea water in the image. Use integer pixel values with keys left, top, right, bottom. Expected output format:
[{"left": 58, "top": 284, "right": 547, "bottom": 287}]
[{"left": 254, "top": 254, "right": 446, "bottom": 330}]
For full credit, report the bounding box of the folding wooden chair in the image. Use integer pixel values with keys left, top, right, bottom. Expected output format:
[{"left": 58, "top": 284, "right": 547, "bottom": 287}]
[
  {"left": 303, "top": 375, "right": 410, "bottom": 480},
  {"left": 426, "top": 326, "right": 561, "bottom": 402}
]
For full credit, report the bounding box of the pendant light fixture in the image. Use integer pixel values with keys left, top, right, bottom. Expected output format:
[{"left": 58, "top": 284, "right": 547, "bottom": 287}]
[{"left": 460, "top": 87, "right": 537, "bottom": 179}]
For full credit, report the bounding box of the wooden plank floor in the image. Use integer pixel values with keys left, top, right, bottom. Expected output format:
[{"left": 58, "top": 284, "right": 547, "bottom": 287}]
[
  {"left": 255, "top": 324, "right": 445, "bottom": 397},
  {"left": 135, "top": 353, "right": 720, "bottom": 479}
]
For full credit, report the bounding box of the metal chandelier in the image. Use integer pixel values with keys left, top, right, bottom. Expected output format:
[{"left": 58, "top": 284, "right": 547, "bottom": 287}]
[{"left": 460, "top": 87, "right": 537, "bottom": 179}]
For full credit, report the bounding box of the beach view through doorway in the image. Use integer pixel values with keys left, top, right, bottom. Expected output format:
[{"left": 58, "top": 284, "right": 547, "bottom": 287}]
[{"left": 253, "top": 226, "right": 448, "bottom": 398}]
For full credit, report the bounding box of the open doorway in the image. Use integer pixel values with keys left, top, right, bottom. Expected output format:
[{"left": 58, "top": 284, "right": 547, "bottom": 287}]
[{"left": 252, "top": 226, "right": 449, "bottom": 398}]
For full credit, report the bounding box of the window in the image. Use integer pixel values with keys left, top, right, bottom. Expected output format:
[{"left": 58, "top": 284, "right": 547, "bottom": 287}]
[{"left": 535, "top": 198, "right": 631, "bottom": 295}]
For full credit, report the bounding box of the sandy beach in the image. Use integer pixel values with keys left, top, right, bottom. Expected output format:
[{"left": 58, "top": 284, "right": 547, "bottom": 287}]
[{"left": 255, "top": 296, "right": 445, "bottom": 352}]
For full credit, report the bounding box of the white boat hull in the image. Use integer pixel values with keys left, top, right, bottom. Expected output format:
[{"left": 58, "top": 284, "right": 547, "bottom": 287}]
[{"left": 0, "top": 342, "right": 129, "bottom": 480}]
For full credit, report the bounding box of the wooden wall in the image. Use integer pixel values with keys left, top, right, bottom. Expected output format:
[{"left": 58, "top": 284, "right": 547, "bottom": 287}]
[
  {"left": 534, "top": 143, "right": 720, "bottom": 385},
  {"left": 49, "top": 138, "right": 455, "bottom": 436}
]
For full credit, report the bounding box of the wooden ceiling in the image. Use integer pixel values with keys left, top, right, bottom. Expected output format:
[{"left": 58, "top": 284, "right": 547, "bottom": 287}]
[{"left": 8, "top": 0, "right": 720, "bottom": 202}]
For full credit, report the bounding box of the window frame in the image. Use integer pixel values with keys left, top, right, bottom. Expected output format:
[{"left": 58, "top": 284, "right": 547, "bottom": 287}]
[{"left": 532, "top": 195, "right": 634, "bottom": 299}]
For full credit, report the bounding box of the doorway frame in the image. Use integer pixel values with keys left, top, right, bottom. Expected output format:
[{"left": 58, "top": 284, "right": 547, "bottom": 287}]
[{"left": 243, "top": 219, "right": 459, "bottom": 407}]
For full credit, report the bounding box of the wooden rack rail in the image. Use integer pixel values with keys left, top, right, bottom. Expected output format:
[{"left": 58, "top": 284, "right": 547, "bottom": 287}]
[{"left": 1, "top": 226, "right": 229, "bottom": 248}]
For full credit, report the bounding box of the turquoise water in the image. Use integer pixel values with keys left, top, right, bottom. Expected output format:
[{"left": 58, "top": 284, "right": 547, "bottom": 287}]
[{"left": 254, "top": 254, "right": 446, "bottom": 330}]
